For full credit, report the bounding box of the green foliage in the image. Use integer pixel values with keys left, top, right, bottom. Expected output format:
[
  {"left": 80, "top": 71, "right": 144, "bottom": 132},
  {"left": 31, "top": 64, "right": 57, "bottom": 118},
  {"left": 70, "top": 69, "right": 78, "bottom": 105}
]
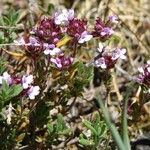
[
  {"left": 48, "top": 113, "right": 70, "bottom": 135},
  {"left": 47, "top": 114, "right": 70, "bottom": 144},
  {"left": 0, "top": 57, "right": 8, "bottom": 74},
  {"left": 72, "top": 62, "right": 93, "bottom": 96},
  {"left": 97, "top": 91, "right": 132, "bottom": 150},
  {"left": 0, "top": 126, "right": 17, "bottom": 150},
  {"left": 0, "top": 8, "right": 21, "bottom": 26},
  {"left": 0, "top": 8, "right": 22, "bottom": 43},
  {"left": 0, "top": 80, "right": 23, "bottom": 111},
  {"left": 79, "top": 114, "right": 108, "bottom": 149},
  {"left": 0, "top": 31, "right": 5, "bottom": 44}
]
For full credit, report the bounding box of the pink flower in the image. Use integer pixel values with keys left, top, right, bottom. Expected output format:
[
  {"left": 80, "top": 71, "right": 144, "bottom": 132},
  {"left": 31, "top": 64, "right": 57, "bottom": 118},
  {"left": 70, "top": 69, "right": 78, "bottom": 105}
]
[{"left": 92, "top": 18, "right": 114, "bottom": 39}]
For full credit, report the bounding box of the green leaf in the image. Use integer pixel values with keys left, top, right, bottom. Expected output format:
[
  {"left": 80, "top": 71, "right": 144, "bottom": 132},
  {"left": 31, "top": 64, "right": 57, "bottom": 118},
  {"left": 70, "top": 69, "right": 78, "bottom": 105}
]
[
  {"left": 0, "top": 81, "right": 23, "bottom": 108},
  {"left": 83, "top": 120, "right": 98, "bottom": 136},
  {"left": 9, "top": 84, "right": 23, "bottom": 98},
  {"left": 55, "top": 114, "right": 66, "bottom": 132},
  {"left": 58, "top": 128, "right": 70, "bottom": 135},
  {"left": 79, "top": 138, "right": 95, "bottom": 146},
  {"left": 47, "top": 123, "right": 54, "bottom": 134}
]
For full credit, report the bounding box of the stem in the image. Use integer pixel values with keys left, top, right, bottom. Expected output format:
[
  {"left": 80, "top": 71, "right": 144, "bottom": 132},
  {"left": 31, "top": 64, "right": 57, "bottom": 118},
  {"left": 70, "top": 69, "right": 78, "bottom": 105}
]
[{"left": 72, "top": 40, "right": 78, "bottom": 57}]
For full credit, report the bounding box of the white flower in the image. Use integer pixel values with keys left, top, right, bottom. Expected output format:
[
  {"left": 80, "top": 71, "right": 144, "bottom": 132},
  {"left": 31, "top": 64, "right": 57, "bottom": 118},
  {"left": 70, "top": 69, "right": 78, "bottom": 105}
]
[
  {"left": 147, "top": 60, "right": 150, "bottom": 65},
  {"left": 111, "top": 48, "right": 126, "bottom": 60},
  {"left": 54, "top": 9, "right": 74, "bottom": 25},
  {"left": 27, "top": 86, "right": 40, "bottom": 100},
  {"left": 22, "top": 75, "right": 33, "bottom": 89},
  {"left": 66, "top": 9, "right": 74, "bottom": 20},
  {"left": 147, "top": 67, "right": 150, "bottom": 73},
  {"left": 50, "top": 58, "right": 62, "bottom": 68},
  {"left": 0, "top": 72, "right": 12, "bottom": 85},
  {"left": 138, "top": 67, "right": 144, "bottom": 74},
  {"left": 44, "top": 47, "right": 61, "bottom": 56},
  {"left": 78, "top": 31, "right": 93, "bottom": 44},
  {"left": 95, "top": 57, "right": 107, "bottom": 69},
  {"left": 44, "top": 44, "right": 61, "bottom": 56}
]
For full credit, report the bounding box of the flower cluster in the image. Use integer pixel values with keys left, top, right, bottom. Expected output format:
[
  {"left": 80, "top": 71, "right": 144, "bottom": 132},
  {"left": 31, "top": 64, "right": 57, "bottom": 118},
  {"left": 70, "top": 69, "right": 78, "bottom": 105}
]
[
  {"left": 14, "top": 9, "right": 119, "bottom": 70},
  {"left": 50, "top": 54, "right": 73, "bottom": 69},
  {"left": 34, "top": 18, "right": 62, "bottom": 44},
  {"left": 92, "top": 16, "right": 118, "bottom": 39},
  {"left": 15, "top": 36, "right": 43, "bottom": 57},
  {"left": 67, "top": 19, "right": 93, "bottom": 43},
  {"left": 94, "top": 43, "right": 126, "bottom": 69},
  {"left": 0, "top": 72, "right": 40, "bottom": 99},
  {"left": 137, "top": 60, "right": 150, "bottom": 93}
]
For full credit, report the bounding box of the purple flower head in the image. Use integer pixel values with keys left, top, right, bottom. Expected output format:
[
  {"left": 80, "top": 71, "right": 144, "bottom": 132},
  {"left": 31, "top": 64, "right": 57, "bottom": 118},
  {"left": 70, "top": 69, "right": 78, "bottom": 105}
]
[
  {"left": 67, "top": 18, "right": 88, "bottom": 42},
  {"left": 92, "top": 18, "right": 114, "bottom": 39},
  {"left": 15, "top": 36, "right": 43, "bottom": 56},
  {"left": 108, "top": 15, "right": 118, "bottom": 24},
  {"left": 51, "top": 54, "right": 73, "bottom": 69},
  {"left": 137, "top": 61, "right": 150, "bottom": 87},
  {"left": 34, "top": 17, "right": 62, "bottom": 44},
  {"left": 54, "top": 9, "right": 74, "bottom": 25}
]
